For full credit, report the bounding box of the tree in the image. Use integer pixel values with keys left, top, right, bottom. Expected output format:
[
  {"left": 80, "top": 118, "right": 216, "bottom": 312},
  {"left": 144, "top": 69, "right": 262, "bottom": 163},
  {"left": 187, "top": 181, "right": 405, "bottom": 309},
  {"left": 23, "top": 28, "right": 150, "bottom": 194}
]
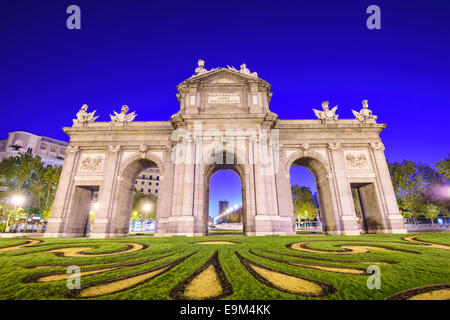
[
  {"left": 131, "top": 192, "right": 157, "bottom": 222},
  {"left": 0, "top": 153, "right": 62, "bottom": 230},
  {"left": 388, "top": 160, "right": 431, "bottom": 220},
  {"left": 291, "top": 185, "right": 318, "bottom": 221},
  {"left": 424, "top": 203, "right": 440, "bottom": 227},
  {"left": 436, "top": 154, "right": 450, "bottom": 182}
]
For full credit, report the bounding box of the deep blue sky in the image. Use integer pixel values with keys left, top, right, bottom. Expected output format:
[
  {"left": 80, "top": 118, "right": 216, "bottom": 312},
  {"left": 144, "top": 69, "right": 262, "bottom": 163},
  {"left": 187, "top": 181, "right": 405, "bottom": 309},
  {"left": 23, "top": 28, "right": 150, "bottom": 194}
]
[{"left": 1, "top": 1, "right": 449, "bottom": 216}]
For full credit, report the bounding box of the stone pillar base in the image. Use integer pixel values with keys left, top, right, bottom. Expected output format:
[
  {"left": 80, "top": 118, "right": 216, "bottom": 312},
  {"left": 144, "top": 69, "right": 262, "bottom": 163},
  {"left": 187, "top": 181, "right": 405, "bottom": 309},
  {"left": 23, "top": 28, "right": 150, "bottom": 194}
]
[
  {"left": 90, "top": 233, "right": 128, "bottom": 239},
  {"left": 155, "top": 216, "right": 196, "bottom": 237},
  {"left": 44, "top": 232, "right": 85, "bottom": 238},
  {"left": 340, "top": 215, "right": 360, "bottom": 235},
  {"left": 386, "top": 214, "right": 407, "bottom": 234}
]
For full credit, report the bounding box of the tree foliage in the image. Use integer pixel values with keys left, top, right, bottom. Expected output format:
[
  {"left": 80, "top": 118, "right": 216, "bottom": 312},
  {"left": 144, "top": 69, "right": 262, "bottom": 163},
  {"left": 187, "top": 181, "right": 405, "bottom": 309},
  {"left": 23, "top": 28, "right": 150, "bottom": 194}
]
[
  {"left": 0, "top": 153, "right": 61, "bottom": 220},
  {"left": 388, "top": 157, "right": 449, "bottom": 222},
  {"left": 130, "top": 191, "right": 158, "bottom": 222},
  {"left": 291, "top": 185, "right": 318, "bottom": 221},
  {"left": 436, "top": 153, "right": 450, "bottom": 182}
]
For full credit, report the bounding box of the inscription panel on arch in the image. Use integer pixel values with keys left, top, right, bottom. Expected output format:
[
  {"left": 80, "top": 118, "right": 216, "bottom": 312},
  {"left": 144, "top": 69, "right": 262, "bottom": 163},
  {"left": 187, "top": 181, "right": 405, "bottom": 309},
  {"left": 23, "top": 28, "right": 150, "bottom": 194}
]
[{"left": 207, "top": 93, "right": 240, "bottom": 104}]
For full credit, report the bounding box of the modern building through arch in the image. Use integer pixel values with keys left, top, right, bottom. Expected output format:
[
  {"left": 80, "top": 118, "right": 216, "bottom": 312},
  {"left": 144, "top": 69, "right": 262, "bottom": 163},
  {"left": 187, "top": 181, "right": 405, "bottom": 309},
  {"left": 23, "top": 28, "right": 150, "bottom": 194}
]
[{"left": 45, "top": 61, "right": 406, "bottom": 238}]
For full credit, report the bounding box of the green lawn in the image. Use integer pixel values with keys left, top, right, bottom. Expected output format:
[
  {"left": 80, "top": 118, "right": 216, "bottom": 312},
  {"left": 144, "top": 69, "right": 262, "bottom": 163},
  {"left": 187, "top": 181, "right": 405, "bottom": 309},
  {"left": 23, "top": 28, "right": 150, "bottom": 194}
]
[{"left": 0, "top": 233, "right": 449, "bottom": 300}]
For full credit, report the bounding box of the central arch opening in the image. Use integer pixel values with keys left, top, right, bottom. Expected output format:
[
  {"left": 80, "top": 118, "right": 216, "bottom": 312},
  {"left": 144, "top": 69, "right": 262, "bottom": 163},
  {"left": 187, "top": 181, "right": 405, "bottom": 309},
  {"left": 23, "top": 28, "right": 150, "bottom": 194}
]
[
  {"left": 208, "top": 169, "right": 243, "bottom": 235},
  {"left": 108, "top": 158, "right": 161, "bottom": 236}
]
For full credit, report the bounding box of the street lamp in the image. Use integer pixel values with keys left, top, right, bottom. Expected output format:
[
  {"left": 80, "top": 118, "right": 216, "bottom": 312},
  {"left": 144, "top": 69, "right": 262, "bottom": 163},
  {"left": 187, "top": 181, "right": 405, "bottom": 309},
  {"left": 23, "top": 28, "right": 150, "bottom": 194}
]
[
  {"left": 12, "top": 195, "right": 25, "bottom": 209},
  {"left": 142, "top": 203, "right": 152, "bottom": 213},
  {"left": 5, "top": 194, "right": 25, "bottom": 233}
]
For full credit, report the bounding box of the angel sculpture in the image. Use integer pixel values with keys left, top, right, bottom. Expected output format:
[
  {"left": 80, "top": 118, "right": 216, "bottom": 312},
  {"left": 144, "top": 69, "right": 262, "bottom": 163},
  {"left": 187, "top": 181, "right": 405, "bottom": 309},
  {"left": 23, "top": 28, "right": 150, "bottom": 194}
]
[
  {"left": 352, "top": 100, "right": 377, "bottom": 123},
  {"left": 110, "top": 105, "right": 137, "bottom": 126},
  {"left": 73, "top": 104, "right": 99, "bottom": 127},
  {"left": 313, "top": 101, "right": 339, "bottom": 124}
]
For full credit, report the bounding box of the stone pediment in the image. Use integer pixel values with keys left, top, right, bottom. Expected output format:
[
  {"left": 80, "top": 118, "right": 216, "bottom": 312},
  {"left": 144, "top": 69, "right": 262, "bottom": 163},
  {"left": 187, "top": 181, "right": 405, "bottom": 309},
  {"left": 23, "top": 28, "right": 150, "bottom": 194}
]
[{"left": 175, "top": 61, "right": 273, "bottom": 116}]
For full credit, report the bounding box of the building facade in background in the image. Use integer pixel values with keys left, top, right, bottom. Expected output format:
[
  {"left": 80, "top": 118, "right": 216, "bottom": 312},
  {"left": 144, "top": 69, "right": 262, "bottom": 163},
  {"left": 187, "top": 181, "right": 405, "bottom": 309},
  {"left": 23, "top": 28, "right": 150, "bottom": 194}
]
[
  {"left": 218, "top": 200, "right": 229, "bottom": 216},
  {"left": 133, "top": 168, "right": 160, "bottom": 195},
  {"left": 0, "top": 131, "right": 68, "bottom": 167}
]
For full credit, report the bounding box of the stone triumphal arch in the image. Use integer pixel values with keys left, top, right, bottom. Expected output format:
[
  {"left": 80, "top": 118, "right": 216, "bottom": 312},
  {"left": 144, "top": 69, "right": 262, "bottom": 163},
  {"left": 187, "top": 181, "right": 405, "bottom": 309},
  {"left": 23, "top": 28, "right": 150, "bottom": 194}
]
[{"left": 45, "top": 61, "right": 406, "bottom": 238}]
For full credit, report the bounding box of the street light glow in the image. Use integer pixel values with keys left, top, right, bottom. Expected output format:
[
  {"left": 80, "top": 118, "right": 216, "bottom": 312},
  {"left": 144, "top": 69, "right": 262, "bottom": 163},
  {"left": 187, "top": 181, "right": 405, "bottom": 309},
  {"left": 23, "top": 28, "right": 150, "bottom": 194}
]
[
  {"left": 142, "top": 203, "right": 152, "bottom": 213},
  {"left": 11, "top": 195, "right": 25, "bottom": 208}
]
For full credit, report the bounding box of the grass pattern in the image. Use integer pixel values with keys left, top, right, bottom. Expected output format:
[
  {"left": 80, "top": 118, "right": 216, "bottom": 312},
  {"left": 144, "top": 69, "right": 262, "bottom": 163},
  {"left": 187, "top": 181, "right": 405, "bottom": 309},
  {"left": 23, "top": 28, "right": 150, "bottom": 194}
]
[{"left": 0, "top": 233, "right": 449, "bottom": 300}]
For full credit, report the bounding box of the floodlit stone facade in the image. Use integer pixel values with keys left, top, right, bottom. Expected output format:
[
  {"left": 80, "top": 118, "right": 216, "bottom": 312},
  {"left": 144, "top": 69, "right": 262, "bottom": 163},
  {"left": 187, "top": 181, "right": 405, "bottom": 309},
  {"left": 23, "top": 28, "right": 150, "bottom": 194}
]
[{"left": 45, "top": 62, "right": 406, "bottom": 238}]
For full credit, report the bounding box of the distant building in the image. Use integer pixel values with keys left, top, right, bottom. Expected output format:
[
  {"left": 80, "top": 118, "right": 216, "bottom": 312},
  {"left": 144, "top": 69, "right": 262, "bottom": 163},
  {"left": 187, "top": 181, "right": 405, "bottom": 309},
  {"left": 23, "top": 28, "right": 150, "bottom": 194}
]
[
  {"left": 133, "top": 168, "right": 160, "bottom": 195},
  {"left": 218, "top": 200, "right": 229, "bottom": 215},
  {"left": 0, "top": 131, "right": 68, "bottom": 167}
]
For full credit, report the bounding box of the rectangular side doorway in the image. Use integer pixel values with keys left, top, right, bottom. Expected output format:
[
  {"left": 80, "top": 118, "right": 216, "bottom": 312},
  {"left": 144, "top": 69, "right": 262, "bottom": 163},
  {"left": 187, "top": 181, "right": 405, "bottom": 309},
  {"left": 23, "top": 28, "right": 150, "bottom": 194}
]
[
  {"left": 351, "top": 183, "right": 385, "bottom": 233},
  {"left": 65, "top": 186, "right": 99, "bottom": 237}
]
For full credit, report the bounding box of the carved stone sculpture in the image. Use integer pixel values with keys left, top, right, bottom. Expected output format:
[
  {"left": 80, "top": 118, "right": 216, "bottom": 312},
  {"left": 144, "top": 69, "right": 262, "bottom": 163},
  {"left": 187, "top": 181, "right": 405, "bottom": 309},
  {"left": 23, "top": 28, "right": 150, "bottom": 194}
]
[
  {"left": 328, "top": 143, "right": 342, "bottom": 150},
  {"left": 65, "top": 145, "right": 80, "bottom": 154},
  {"left": 300, "top": 143, "right": 310, "bottom": 152},
  {"left": 79, "top": 155, "right": 104, "bottom": 173},
  {"left": 344, "top": 151, "right": 370, "bottom": 169},
  {"left": 108, "top": 145, "right": 121, "bottom": 153},
  {"left": 73, "top": 104, "right": 98, "bottom": 127},
  {"left": 370, "top": 141, "right": 385, "bottom": 151},
  {"left": 194, "top": 59, "right": 208, "bottom": 75},
  {"left": 110, "top": 105, "right": 137, "bottom": 126},
  {"left": 352, "top": 100, "right": 377, "bottom": 123},
  {"left": 313, "top": 101, "right": 338, "bottom": 124}
]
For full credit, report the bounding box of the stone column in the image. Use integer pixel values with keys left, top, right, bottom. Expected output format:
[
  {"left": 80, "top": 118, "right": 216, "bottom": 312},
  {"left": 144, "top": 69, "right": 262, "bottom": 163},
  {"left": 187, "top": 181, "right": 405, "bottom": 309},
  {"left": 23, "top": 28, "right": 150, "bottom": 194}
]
[
  {"left": 369, "top": 142, "right": 407, "bottom": 233},
  {"left": 328, "top": 144, "right": 359, "bottom": 235},
  {"left": 90, "top": 145, "right": 122, "bottom": 238},
  {"left": 252, "top": 137, "right": 281, "bottom": 235},
  {"left": 155, "top": 146, "right": 174, "bottom": 236},
  {"left": 275, "top": 146, "right": 295, "bottom": 234},
  {"left": 45, "top": 145, "right": 80, "bottom": 237}
]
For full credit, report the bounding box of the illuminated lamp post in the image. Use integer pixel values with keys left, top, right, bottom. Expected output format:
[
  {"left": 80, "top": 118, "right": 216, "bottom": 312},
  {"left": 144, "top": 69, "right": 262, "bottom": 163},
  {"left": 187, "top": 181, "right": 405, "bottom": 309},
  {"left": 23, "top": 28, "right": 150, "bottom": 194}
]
[{"left": 5, "top": 195, "right": 25, "bottom": 233}]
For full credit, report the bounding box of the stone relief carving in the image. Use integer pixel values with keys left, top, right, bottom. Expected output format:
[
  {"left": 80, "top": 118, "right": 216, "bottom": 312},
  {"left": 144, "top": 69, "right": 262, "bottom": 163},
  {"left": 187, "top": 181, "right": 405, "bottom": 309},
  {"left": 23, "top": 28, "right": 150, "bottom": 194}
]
[
  {"left": 65, "top": 145, "right": 80, "bottom": 154},
  {"left": 110, "top": 105, "right": 137, "bottom": 126},
  {"left": 139, "top": 144, "right": 149, "bottom": 154},
  {"left": 313, "top": 101, "right": 339, "bottom": 124},
  {"left": 352, "top": 100, "right": 377, "bottom": 123},
  {"left": 108, "top": 145, "right": 121, "bottom": 153},
  {"left": 328, "top": 143, "right": 342, "bottom": 150},
  {"left": 370, "top": 141, "right": 385, "bottom": 151},
  {"left": 344, "top": 151, "right": 370, "bottom": 169},
  {"left": 79, "top": 154, "right": 105, "bottom": 173},
  {"left": 300, "top": 143, "right": 310, "bottom": 152},
  {"left": 73, "top": 104, "right": 98, "bottom": 127}
]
